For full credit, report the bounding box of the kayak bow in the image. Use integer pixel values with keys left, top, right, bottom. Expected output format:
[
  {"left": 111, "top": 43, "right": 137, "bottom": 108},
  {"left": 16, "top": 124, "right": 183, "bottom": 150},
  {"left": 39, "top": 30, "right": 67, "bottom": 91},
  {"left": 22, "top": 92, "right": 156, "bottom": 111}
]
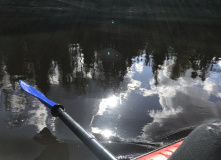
[{"left": 134, "top": 140, "right": 183, "bottom": 160}]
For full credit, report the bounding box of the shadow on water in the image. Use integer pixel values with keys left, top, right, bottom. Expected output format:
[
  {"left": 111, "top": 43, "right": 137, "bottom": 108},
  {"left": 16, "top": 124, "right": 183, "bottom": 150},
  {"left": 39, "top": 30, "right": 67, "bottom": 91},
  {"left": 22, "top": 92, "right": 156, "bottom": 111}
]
[{"left": 33, "top": 128, "right": 69, "bottom": 160}]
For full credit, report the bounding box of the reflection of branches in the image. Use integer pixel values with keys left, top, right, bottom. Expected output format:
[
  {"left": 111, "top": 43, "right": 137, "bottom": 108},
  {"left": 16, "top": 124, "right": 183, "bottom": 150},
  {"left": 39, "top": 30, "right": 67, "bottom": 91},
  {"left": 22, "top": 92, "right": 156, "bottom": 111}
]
[
  {"left": 151, "top": 50, "right": 166, "bottom": 85},
  {"left": 147, "top": 43, "right": 220, "bottom": 85},
  {"left": 34, "top": 58, "right": 51, "bottom": 94},
  {"left": 73, "top": 72, "right": 89, "bottom": 95},
  {"left": 189, "top": 53, "right": 219, "bottom": 81},
  {"left": 169, "top": 54, "right": 190, "bottom": 81}
]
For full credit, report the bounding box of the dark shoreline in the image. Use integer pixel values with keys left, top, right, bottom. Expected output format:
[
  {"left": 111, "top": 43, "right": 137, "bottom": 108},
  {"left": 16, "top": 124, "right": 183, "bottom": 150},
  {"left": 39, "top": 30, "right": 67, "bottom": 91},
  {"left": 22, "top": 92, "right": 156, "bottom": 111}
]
[
  {"left": 0, "top": 5, "right": 221, "bottom": 35},
  {"left": 0, "top": 5, "right": 221, "bottom": 20}
]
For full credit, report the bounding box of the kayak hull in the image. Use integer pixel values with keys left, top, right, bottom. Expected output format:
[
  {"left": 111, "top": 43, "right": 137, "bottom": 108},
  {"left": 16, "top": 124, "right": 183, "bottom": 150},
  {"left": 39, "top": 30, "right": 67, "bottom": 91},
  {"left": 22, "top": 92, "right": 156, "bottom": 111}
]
[{"left": 134, "top": 140, "right": 183, "bottom": 160}]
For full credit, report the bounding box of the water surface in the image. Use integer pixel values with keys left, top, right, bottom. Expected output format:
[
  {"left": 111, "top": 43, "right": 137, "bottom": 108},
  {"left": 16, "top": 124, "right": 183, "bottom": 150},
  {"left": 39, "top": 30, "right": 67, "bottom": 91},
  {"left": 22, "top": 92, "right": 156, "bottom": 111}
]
[{"left": 0, "top": 14, "right": 221, "bottom": 159}]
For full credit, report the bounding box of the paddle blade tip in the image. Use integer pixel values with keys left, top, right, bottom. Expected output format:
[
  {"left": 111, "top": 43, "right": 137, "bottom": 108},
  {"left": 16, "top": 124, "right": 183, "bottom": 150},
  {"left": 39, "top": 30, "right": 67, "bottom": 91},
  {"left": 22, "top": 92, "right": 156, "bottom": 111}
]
[{"left": 19, "top": 80, "right": 56, "bottom": 109}]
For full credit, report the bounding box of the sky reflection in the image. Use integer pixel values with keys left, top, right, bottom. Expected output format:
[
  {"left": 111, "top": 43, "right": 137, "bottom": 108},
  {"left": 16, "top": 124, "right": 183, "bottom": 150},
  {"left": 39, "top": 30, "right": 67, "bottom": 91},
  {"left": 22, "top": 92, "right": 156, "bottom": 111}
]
[
  {"left": 90, "top": 52, "right": 221, "bottom": 141},
  {"left": 140, "top": 59, "right": 221, "bottom": 141},
  {"left": 91, "top": 54, "right": 159, "bottom": 138}
]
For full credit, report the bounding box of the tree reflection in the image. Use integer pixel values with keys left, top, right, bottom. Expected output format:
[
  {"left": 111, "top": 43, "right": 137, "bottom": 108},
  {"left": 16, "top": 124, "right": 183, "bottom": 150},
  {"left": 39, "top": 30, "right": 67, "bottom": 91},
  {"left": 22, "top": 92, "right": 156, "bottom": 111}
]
[
  {"left": 0, "top": 18, "right": 221, "bottom": 95},
  {"left": 151, "top": 50, "right": 166, "bottom": 85}
]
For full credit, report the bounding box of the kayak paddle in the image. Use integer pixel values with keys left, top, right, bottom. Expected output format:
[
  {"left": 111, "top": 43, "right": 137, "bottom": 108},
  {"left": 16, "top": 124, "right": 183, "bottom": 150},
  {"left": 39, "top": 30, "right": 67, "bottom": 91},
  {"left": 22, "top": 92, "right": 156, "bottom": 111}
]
[{"left": 19, "top": 80, "right": 117, "bottom": 160}]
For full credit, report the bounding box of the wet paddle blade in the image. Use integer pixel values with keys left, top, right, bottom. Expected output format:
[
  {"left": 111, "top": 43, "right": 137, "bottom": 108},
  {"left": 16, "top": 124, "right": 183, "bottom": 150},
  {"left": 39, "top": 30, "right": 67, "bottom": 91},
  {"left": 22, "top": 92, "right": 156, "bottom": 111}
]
[{"left": 19, "top": 80, "right": 56, "bottom": 109}]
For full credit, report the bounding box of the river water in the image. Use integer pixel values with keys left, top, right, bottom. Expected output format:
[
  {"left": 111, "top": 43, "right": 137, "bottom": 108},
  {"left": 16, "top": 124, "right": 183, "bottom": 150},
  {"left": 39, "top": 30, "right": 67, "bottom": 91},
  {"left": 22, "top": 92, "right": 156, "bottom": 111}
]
[{"left": 0, "top": 13, "right": 221, "bottom": 159}]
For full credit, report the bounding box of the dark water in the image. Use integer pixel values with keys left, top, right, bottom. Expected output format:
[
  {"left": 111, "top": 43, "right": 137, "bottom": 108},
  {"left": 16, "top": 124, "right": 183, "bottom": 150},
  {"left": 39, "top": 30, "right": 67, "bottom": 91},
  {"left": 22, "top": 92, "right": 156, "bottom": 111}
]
[{"left": 0, "top": 13, "right": 221, "bottom": 159}]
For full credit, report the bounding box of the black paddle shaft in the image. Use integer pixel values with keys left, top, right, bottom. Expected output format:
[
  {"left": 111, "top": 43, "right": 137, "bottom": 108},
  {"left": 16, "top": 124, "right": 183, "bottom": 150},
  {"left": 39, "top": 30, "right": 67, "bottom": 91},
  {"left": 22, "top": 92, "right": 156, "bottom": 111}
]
[{"left": 52, "top": 106, "right": 117, "bottom": 160}]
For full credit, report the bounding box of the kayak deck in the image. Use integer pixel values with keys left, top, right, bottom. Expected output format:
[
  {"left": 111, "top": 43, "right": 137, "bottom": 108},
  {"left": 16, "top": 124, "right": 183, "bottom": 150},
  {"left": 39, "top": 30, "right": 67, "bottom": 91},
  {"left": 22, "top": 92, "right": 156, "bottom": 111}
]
[{"left": 134, "top": 140, "right": 184, "bottom": 160}]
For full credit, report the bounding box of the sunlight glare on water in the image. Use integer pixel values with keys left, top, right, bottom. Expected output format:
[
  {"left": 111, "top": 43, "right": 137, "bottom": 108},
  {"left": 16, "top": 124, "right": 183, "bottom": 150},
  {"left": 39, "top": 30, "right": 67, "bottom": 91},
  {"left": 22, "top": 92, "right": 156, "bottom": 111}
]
[
  {"left": 91, "top": 127, "right": 115, "bottom": 138},
  {"left": 97, "top": 96, "right": 119, "bottom": 115},
  {"left": 101, "top": 129, "right": 115, "bottom": 138},
  {"left": 105, "top": 96, "right": 118, "bottom": 107}
]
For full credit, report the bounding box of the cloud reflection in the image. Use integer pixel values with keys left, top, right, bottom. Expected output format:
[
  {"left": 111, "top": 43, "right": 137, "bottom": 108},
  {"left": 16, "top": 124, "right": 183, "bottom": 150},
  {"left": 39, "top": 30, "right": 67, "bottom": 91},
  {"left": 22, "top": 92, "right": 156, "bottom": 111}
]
[
  {"left": 49, "top": 61, "right": 60, "bottom": 85},
  {"left": 135, "top": 62, "right": 144, "bottom": 73},
  {"left": 91, "top": 54, "right": 157, "bottom": 138},
  {"left": 0, "top": 72, "right": 55, "bottom": 135},
  {"left": 140, "top": 60, "right": 221, "bottom": 141},
  {"left": 97, "top": 95, "right": 119, "bottom": 115}
]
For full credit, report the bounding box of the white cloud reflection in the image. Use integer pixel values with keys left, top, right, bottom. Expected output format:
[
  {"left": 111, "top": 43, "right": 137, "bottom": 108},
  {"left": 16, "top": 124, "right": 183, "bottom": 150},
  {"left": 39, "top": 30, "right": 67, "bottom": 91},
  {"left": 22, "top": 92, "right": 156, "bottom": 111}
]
[
  {"left": 49, "top": 60, "right": 60, "bottom": 85},
  {"left": 121, "top": 54, "right": 154, "bottom": 100},
  {"left": 140, "top": 60, "right": 221, "bottom": 141},
  {"left": 139, "top": 88, "right": 157, "bottom": 97},
  {"left": 91, "top": 54, "right": 221, "bottom": 141},
  {"left": 218, "top": 60, "right": 221, "bottom": 67},
  {"left": 27, "top": 103, "right": 47, "bottom": 132},
  {"left": 97, "top": 95, "right": 119, "bottom": 115},
  {"left": 91, "top": 54, "right": 157, "bottom": 138},
  {"left": 135, "top": 62, "right": 144, "bottom": 73},
  {"left": 128, "top": 79, "right": 141, "bottom": 90},
  {"left": 0, "top": 71, "right": 55, "bottom": 136}
]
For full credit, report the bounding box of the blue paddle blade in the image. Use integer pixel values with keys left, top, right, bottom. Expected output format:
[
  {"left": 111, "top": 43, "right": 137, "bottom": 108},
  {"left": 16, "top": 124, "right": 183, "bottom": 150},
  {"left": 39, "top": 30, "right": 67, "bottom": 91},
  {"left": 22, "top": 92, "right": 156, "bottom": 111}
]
[{"left": 19, "top": 80, "right": 56, "bottom": 109}]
